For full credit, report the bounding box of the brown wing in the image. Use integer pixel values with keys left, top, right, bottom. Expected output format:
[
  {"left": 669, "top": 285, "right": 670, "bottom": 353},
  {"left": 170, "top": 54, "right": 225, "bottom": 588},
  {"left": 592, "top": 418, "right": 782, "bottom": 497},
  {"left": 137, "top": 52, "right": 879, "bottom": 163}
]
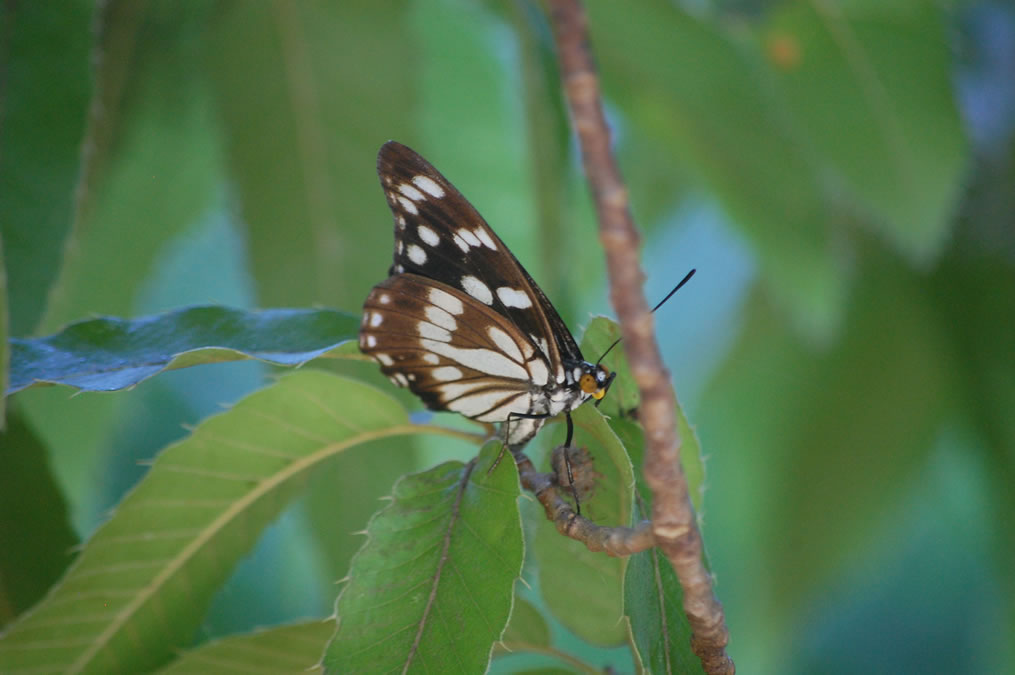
[{"left": 359, "top": 273, "right": 555, "bottom": 423}]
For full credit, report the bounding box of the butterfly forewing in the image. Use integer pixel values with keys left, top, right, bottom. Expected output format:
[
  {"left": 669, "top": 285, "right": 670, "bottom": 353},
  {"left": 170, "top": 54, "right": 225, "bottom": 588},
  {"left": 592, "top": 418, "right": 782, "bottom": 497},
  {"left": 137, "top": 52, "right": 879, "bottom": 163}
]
[{"left": 375, "top": 141, "right": 582, "bottom": 368}]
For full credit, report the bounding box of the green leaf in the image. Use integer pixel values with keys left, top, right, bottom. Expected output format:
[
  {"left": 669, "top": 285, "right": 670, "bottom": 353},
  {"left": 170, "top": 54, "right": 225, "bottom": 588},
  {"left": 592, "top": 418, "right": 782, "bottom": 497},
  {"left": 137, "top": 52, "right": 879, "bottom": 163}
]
[
  {"left": 764, "top": 2, "right": 967, "bottom": 262},
  {"left": 0, "top": 0, "right": 92, "bottom": 335},
  {"left": 0, "top": 371, "right": 449, "bottom": 674},
  {"left": 9, "top": 306, "right": 360, "bottom": 393},
  {"left": 620, "top": 422, "right": 704, "bottom": 674},
  {"left": 205, "top": 1, "right": 415, "bottom": 313},
  {"left": 534, "top": 405, "right": 633, "bottom": 647},
  {"left": 624, "top": 543, "right": 704, "bottom": 675},
  {"left": 327, "top": 441, "right": 523, "bottom": 673},
  {"left": 699, "top": 252, "right": 954, "bottom": 630},
  {"left": 152, "top": 620, "right": 334, "bottom": 674},
  {"left": 0, "top": 406, "right": 79, "bottom": 627},
  {"left": 40, "top": 3, "right": 223, "bottom": 334},
  {"left": 499, "top": 595, "right": 551, "bottom": 651},
  {"left": 585, "top": 0, "right": 847, "bottom": 340},
  {"left": 931, "top": 251, "right": 1015, "bottom": 661}
]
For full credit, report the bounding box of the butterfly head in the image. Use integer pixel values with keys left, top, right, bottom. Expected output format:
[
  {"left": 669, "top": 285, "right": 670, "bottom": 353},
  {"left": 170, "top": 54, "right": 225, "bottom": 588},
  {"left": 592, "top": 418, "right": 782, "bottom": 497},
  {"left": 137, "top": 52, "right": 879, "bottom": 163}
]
[{"left": 579, "top": 362, "right": 615, "bottom": 405}]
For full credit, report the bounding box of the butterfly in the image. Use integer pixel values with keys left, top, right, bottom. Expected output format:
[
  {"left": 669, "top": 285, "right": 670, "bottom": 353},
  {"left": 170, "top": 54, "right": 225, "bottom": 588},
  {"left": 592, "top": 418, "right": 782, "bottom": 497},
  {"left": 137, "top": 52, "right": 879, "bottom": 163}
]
[{"left": 359, "top": 141, "right": 615, "bottom": 460}]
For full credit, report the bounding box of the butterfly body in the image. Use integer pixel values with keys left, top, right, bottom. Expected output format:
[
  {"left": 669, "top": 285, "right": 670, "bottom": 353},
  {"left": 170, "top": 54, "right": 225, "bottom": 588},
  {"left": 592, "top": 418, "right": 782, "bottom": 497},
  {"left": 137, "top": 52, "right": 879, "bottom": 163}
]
[{"left": 360, "top": 142, "right": 611, "bottom": 449}]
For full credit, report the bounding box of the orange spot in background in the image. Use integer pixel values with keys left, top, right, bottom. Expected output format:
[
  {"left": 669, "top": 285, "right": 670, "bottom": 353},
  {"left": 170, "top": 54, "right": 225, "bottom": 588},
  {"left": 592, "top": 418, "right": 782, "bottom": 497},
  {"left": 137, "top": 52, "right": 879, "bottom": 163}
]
[{"left": 767, "top": 33, "right": 801, "bottom": 70}]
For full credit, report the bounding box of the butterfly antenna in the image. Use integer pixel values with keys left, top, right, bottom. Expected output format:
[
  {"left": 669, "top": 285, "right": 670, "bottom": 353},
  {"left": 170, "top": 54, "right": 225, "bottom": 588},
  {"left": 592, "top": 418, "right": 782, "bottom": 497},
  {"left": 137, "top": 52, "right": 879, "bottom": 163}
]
[
  {"left": 596, "top": 268, "right": 696, "bottom": 366},
  {"left": 650, "top": 268, "right": 696, "bottom": 313}
]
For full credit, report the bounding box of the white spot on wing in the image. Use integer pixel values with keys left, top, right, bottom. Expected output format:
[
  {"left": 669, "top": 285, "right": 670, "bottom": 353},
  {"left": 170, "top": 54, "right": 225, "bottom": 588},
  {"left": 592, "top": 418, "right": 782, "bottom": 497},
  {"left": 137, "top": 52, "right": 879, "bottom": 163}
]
[
  {"left": 393, "top": 372, "right": 409, "bottom": 387},
  {"left": 379, "top": 294, "right": 391, "bottom": 304},
  {"left": 474, "top": 228, "right": 497, "bottom": 250},
  {"left": 370, "top": 313, "right": 383, "bottom": 327},
  {"left": 417, "top": 225, "right": 440, "bottom": 247},
  {"left": 476, "top": 394, "right": 533, "bottom": 422},
  {"left": 497, "top": 287, "right": 533, "bottom": 309},
  {"left": 417, "top": 322, "right": 452, "bottom": 342},
  {"left": 425, "top": 305, "right": 457, "bottom": 331},
  {"left": 423, "top": 353, "right": 439, "bottom": 365},
  {"left": 432, "top": 366, "right": 463, "bottom": 381},
  {"left": 398, "top": 183, "right": 425, "bottom": 202},
  {"left": 397, "top": 215, "right": 406, "bottom": 229},
  {"left": 461, "top": 275, "right": 493, "bottom": 305},
  {"left": 452, "top": 234, "right": 471, "bottom": 253},
  {"left": 407, "top": 244, "right": 427, "bottom": 265},
  {"left": 487, "top": 326, "right": 524, "bottom": 363},
  {"left": 428, "top": 287, "right": 464, "bottom": 315},
  {"left": 447, "top": 391, "right": 517, "bottom": 419},
  {"left": 375, "top": 353, "right": 394, "bottom": 366},
  {"left": 458, "top": 228, "right": 481, "bottom": 248},
  {"left": 366, "top": 335, "right": 377, "bottom": 348},
  {"left": 556, "top": 365, "right": 565, "bottom": 383},
  {"left": 527, "top": 358, "right": 549, "bottom": 386},
  {"left": 396, "top": 195, "right": 418, "bottom": 215},
  {"left": 421, "top": 339, "right": 528, "bottom": 380},
  {"left": 436, "top": 381, "right": 489, "bottom": 402},
  {"left": 413, "top": 175, "right": 445, "bottom": 198}
]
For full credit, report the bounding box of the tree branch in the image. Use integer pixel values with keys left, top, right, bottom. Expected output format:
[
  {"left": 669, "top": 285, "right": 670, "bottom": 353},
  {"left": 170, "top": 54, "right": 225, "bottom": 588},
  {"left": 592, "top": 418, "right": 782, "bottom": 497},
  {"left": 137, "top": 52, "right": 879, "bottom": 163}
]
[
  {"left": 515, "top": 450, "right": 655, "bottom": 556},
  {"left": 545, "top": 1, "right": 734, "bottom": 672}
]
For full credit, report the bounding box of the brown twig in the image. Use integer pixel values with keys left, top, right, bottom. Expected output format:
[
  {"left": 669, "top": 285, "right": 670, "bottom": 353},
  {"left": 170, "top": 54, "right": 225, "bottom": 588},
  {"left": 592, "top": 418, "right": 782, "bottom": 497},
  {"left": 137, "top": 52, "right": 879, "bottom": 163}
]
[
  {"left": 515, "top": 451, "right": 655, "bottom": 556},
  {"left": 546, "top": 1, "right": 734, "bottom": 673}
]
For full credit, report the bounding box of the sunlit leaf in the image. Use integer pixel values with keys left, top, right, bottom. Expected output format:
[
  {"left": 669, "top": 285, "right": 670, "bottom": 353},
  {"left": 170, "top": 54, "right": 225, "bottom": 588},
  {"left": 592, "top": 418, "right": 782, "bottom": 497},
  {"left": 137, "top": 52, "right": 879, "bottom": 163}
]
[
  {"left": 9, "top": 306, "right": 360, "bottom": 393},
  {"left": 327, "top": 441, "right": 523, "bottom": 673},
  {"left": 0, "top": 371, "right": 454, "bottom": 674},
  {"left": 153, "top": 620, "right": 334, "bottom": 675}
]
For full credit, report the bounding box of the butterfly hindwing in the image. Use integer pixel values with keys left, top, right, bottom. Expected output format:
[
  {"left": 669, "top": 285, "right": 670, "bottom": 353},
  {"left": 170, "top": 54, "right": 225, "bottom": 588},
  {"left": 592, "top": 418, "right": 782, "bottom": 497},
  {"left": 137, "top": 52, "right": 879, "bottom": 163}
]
[{"left": 361, "top": 273, "right": 553, "bottom": 423}]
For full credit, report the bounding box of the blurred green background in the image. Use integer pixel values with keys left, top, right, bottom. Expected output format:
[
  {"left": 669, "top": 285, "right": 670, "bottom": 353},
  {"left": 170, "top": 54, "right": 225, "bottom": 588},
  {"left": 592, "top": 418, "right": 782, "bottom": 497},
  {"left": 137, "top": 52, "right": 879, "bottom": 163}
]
[{"left": 2, "top": 0, "right": 1013, "bottom": 672}]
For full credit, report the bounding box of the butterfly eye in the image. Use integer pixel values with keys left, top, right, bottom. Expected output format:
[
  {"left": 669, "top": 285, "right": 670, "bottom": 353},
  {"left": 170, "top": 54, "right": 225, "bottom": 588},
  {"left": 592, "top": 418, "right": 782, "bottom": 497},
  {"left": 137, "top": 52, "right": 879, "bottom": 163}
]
[{"left": 579, "top": 373, "right": 600, "bottom": 396}]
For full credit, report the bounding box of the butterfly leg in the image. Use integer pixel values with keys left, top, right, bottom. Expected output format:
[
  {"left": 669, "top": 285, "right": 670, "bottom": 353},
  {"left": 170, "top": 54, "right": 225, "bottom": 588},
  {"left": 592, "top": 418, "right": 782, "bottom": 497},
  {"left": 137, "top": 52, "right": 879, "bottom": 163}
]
[
  {"left": 496, "top": 410, "right": 583, "bottom": 515},
  {"left": 489, "top": 410, "right": 551, "bottom": 475},
  {"left": 559, "top": 411, "right": 582, "bottom": 515}
]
